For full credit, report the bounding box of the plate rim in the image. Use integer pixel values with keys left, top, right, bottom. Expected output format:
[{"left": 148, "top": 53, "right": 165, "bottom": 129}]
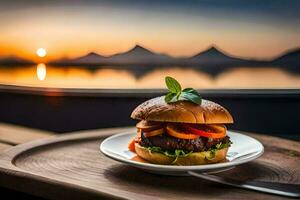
[{"left": 100, "top": 130, "right": 264, "bottom": 171}]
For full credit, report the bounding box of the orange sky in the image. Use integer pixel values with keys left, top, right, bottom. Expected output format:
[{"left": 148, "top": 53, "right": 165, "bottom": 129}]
[{"left": 0, "top": 2, "right": 299, "bottom": 62}]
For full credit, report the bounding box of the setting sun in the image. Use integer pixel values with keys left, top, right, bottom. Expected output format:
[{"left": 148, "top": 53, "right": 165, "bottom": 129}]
[{"left": 36, "top": 48, "right": 47, "bottom": 58}]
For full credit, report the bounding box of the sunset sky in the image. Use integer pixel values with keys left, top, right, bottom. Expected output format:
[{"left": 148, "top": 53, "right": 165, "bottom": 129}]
[{"left": 0, "top": 0, "right": 299, "bottom": 62}]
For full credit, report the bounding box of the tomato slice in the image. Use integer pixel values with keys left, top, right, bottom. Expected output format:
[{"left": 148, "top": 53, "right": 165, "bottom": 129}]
[
  {"left": 166, "top": 124, "right": 199, "bottom": 139},
  {"left": 128, "top": 139, "right": 136, "bottom": 152},
  {"left": 184, "top": 124, "right": 226, "bottom": 139},
  {"left": 136, "top": 120, "right": 163, "bottom": 132},
  {"left": 143, "top": 128, "right": 164, "bottom": 137}
]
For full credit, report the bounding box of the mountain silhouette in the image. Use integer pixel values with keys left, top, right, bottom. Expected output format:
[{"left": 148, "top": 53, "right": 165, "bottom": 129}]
[
  {"left": 0, "top": 56, "right": 33, "bottom": 65},
  {"left": 51, "top": 52, "right": 106, "bottom": 65},
  {"left": 189, "top": 46, "right": 244, "bottom": 64},
  {"left": 5, "top": 44, "right": 298, "bottom": 69},
  {"left": 50, "top": 45, "right": 174, "bottom": 65},
  {"left": 109, "top": 45, "right": 173, "bottom": 64},
  {"left": 273, "top": 48, "right": 300, "bottom": 65}
]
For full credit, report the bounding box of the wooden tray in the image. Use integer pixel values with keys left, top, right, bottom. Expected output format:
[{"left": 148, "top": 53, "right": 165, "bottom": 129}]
[{"left": 0, "top": 127, "right": 299, "bottom": 200}]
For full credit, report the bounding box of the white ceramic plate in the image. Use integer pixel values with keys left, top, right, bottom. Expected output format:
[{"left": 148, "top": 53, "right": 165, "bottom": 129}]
[{"left": 100, "top": 131, "right": 264, "bottom": 176}]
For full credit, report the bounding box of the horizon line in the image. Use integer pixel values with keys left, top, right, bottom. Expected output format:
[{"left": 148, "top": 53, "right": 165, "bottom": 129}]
[{"left": 0, "top": 44, "right": 299, "bottom": 63}]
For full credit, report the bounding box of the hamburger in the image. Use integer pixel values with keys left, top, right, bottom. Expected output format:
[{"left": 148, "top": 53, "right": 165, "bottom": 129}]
[{"left": 128, "top": 77, "right": 234, "bottom": 165}]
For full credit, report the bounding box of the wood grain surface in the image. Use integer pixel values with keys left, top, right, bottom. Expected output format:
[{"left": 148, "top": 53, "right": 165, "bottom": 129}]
[
  {"left": 0, "top": 143, "right": 11, "bottom": 152},
  {"left": 0, "top": 123, "right": 53, "bottom": 145},
  {"left": 0, "top": 127, "right": 299, "bottom": 200},
  {"left": 0, "top": 122, "right": 55, "bottom": 157}
]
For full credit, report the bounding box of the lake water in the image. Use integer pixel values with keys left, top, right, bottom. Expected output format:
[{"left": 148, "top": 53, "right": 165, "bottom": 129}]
[{"left": 1, "top": 64, "right": 300, "bottom": 89}]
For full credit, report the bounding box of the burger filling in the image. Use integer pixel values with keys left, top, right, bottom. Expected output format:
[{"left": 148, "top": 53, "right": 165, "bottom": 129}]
[
  {"left": 140, "top": 133, "right": 230, "bottom": 152},
  {"left": 129, "top": 120, "right": 231, "bottom": 157}
]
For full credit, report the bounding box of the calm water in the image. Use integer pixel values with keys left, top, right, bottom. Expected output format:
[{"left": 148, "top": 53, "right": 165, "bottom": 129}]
[{"left": 1, "top": 64, "right": 300, "bottom": 89}]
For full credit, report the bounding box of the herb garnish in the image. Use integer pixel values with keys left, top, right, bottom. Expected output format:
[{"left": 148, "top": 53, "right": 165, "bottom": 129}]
[
  {"left": 206, "top": 141, "right": 232, "bottom": 160},
  {"left": 164, "top": 76, "right": 202, "bottom": 105},
  {"left": 145, "top": 146, "right": 192, "bottom": 158}
]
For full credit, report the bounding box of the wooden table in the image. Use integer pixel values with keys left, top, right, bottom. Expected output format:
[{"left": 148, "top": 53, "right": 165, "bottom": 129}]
[
  {"left": 0, "top": 123, "right": 299, "bottom": 200},
  {"left": 0, "top": 123, "right": 54, "bottom": 199}
]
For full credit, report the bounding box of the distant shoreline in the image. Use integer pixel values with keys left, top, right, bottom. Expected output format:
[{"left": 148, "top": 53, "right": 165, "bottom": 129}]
[{"left": 1, "top": 45, "right": 299, "bottom": 68}]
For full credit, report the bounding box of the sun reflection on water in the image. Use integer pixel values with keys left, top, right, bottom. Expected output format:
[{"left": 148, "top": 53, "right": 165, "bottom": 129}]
[{"left": 36, "top": 63, "right": 47, "bottom": 81}]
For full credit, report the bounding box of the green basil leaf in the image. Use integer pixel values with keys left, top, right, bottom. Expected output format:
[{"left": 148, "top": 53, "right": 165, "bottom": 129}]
[
  {"left": 182, "top": 88, "right": 199, "bottom": 95},
  {"left": 164, "top": 76, "right": 202, "bottom": 105},
  {"left": 164, "top": 92, "right": 177, "bottom": 103},
  {"left": 165, "top": 76, "right": 181, "bottom": 94},
  {"left": 180, "top": 91, "right": 202, "bottom": 105}
]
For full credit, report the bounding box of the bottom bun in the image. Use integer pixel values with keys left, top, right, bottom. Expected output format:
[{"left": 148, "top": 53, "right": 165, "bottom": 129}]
[{"left": 134, "top": 143, "right": 228, "bottom": 165}]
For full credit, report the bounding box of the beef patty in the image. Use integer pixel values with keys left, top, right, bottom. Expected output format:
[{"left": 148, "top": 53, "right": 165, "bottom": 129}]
[{"left": 139, "top": 132, "right": 230, "bottom": 152}]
